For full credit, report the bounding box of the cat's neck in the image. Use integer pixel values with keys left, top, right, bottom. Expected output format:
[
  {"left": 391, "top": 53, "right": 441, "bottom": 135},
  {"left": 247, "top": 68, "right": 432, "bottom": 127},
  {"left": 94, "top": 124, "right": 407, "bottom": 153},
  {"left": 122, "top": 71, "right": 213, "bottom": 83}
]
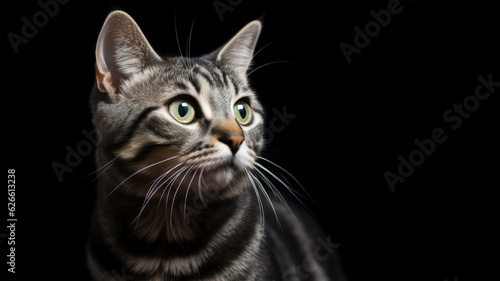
[
  {"left": 97, "top": 179, "right": 254, "bottom": 241},
  {"left": 90, "top": 179, "right": 264, "bottom": 279}
]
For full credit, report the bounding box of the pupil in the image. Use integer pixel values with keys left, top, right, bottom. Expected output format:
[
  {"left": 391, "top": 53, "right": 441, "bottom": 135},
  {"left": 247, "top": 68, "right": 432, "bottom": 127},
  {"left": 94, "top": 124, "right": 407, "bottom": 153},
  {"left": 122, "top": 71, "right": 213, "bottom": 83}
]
[
  {"left": 178, "top": 102, "right": 189, "bottom": 117},
  {"left": 237, "top": 104, "right": 246, "bottom": 119}
]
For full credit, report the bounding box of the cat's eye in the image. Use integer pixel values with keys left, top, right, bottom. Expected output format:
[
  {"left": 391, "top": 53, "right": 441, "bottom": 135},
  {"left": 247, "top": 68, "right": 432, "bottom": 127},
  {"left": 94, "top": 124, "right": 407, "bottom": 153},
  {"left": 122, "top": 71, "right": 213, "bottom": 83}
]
[
  {"left": 233, "top": 100, "right": 253, "bottom": 125},
  {"left": 169, "top": 99, "right": 196, "bottom": 124}
]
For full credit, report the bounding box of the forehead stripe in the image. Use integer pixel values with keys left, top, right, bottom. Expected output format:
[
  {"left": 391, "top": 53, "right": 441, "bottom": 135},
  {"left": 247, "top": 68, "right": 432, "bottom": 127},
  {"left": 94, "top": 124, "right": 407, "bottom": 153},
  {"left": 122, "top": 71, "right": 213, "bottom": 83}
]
[
  {"left": 174, "top": 81, "right": 188, "bottom": 91},
  {"left": 196, "top": 71, "right": 215, "bottom": 88},
  {"left": 192, "top": 65, "right": 215, "bottom": 87},
  {"left": 188, "top": 75, "right": 201, "bottom": 94},
  {"left": 113, "top": 106, "right": 160, "bottom": 153},
  {"left": 192, "top": 64, "right": 227, "bottom": 89},
  {"left": 229, "top": 75, "right": 240, "bottom": 96}
]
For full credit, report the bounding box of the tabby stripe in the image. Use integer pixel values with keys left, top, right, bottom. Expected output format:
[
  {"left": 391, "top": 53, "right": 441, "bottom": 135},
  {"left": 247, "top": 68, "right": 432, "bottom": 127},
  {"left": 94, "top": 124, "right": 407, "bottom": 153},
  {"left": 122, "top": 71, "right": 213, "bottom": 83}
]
[
  {"left": 88, "top": 216, "right": 259, "bottom": 281},
  {"left": 174, "top": 81, "right": 188, "bottom": 91},
  {"left": 121, "top": 198, "right": 240, "bottom": 258},
  {"left": 208, "top": 66, "right": 225, "bottom": 88},
  {"left": 164, "top": 204, "right": 259, "bottom": 279},
  {"left": 94, "top": 196, "right": 258, "bottom": 279},
  {"left": 112, "top": 106, "right": 159, "bottom": 152},
  {"left": 200, "top": 118, "right": 211, "bottom": 134},
  {"left": 192, "top": 66, "right": 215, "bottom": 88},
  {"left": 88, "top": 217, "right": 129, "bottom": 277},
  {"left": 188, "top": 75, "right": 201, "bottom": 94},
  {"left": 194, "top": 63, "right": 227, "bottom": 89},
  {"left": 222, "top": 71, "right": 230, "bottom": 88},
  {"left": 129, "top": 143, "right": 176, "bottom": 164},
  {"left": 146, "top": 117, "right": 176, "bottom": 140},
  {"left": 231, "top": 76, "right": 240, "bottom": 96},
  {"left": 223, "top": 72, "right": 240, "bottom": 95}
]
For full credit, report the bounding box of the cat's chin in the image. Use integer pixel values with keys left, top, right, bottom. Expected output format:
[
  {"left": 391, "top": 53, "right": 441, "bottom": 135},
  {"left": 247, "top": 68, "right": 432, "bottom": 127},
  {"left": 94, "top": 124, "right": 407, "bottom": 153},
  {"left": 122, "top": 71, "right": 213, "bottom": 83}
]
[
  {"left": 199, "top": 167, "right": 248, "bottom": 200},
  {"left": 201, "top": 154, "right": 254, "bottom": 193},
  {"left": 204, "top": 168, "right": 237, "bottom": 189},
  {"left": 202, "top": 158, "right": 248, "bottom": 188}
]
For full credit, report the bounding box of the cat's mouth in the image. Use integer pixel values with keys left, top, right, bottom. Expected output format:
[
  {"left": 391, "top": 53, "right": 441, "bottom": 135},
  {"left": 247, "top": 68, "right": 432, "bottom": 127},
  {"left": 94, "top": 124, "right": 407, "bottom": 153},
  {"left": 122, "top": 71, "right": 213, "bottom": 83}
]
[
  {"left": 182, "top": 142, "right": 256, "bottom": 188},
  {"left": 117, "top": 142, "right": 255, "bottom": 199}
]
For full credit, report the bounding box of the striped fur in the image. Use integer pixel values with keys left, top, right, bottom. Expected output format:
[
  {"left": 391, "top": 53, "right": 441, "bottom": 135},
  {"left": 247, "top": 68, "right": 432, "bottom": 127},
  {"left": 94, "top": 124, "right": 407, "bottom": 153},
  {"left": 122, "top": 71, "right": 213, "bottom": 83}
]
[{"left": 88, "top": 11, "right": 345, "bottom": 281}]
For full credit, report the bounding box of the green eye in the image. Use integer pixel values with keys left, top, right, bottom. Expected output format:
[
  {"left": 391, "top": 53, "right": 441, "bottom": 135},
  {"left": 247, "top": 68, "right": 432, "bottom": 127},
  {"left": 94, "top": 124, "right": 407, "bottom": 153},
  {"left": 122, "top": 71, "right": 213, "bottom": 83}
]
[
  {"left": 169, "top": 99, "right": 196, "bottom": 124},
  {"left": 233, "top": 101, "right": 253, "bottom": 125}
]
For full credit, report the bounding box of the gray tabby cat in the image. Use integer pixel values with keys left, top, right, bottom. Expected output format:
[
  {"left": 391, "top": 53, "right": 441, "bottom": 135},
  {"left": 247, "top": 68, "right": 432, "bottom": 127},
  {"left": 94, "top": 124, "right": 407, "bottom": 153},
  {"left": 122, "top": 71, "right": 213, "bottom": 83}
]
[{"left": 87, "top": 10, "right": 345, "bottom": 281}]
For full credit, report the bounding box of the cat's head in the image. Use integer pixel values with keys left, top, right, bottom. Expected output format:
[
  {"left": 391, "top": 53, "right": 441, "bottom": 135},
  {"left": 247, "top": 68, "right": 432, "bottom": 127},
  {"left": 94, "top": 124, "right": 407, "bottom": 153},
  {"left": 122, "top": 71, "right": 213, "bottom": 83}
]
[{"left": 91, "top": 11, "right": 264, "bottom": 198}]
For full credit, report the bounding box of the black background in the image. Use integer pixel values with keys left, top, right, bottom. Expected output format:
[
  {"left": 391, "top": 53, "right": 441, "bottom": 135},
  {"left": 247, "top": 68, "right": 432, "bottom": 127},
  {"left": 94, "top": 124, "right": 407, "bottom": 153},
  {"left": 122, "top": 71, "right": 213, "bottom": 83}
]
[{"left": 3, "top": 0, "right": 499, "bottom": 280}]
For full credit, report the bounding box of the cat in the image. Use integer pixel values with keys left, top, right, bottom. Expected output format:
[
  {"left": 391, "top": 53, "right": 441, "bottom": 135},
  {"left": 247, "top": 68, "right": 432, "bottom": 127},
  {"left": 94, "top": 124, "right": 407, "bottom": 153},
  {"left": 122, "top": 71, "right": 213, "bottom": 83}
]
[{"left": 87, "top": 10, "right": 346, "bottom": 281}]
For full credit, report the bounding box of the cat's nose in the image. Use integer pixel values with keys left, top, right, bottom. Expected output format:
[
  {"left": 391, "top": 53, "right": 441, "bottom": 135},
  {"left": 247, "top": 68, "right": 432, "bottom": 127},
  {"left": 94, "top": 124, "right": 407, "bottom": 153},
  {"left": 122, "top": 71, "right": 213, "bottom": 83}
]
[
  {"left": 213, "top": 120, "right": 245, "bottom": 154},
  {"left": 218, "top": 133, "right": 245, "bottom": 154}
]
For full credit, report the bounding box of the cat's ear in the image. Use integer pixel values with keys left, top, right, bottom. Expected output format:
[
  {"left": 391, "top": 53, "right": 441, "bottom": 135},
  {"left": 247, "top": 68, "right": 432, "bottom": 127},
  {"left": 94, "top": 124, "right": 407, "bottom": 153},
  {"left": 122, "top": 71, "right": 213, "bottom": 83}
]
[
  {"left": 95, "top": 11, "right": 161, "bottom": 101},
  {"left": 206, "top": 20, "right": 262, "bottom": 79}
]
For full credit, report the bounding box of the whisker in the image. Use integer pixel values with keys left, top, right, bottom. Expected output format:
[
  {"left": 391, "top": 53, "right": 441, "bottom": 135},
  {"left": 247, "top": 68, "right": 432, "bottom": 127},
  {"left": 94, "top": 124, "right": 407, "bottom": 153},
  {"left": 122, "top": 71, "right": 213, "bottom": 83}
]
[
  {"left": 147, "top": 163, "right": 183, "bottom": 214},
  {"left": 254, "top": 161, "right": 313, "bottom": 212},
  {"left": 200, "top": 165, "right": 211, "bottom": 209},
  {"left": 183, "top": 167, "right": 198, "bottom": 220},
  {"left": 131, "top": 162, "right": 183, "bottom": 227},
  {"left": 257, "top": 156, "right": 314, "bottom": 201},
  {"left": 145, "top": 166, "right": 172, "bottom": 200},
  {"left": 253, "top": 167, "right": 300, "bottom": 230},
  {"left": 246, "top": 170, "right": 265, "bottom": 229},
  {"left": 106, "top": 156, "right": 178, "bottom": 198},
  {"left": 197, "top": 166, "right": 211, "bottom": 212},
  {"left": 246, "top": 60, "right": 299, "bottom": 77},
  {"left": 88, "top": 156, "right": 118, "bottom": 176},
  {"left": 186, "top": 15, "right": 196, "bottom": 69},
  {"left": 253, "top": 166, "right": 290, "bottom": 211},
  {"left": 174, "top": 14, "right": 189, "bottom": 70},
  {"left": 153, "top": 163, "right": 183, "bottom": 202},
  {"left": 139, "top": 168, "right": 171, "bottom": 222},
  {"left": 83, "top": 156, "right": 118, "bottom": 184},
  {"left": 251, "top": 40, "right": 275, "bottom": 61},
  {"left": 158, "top": 163, "right": 187, "bottom": 213},
  {"left": 170, "top": 165, "right": 194, "bottom": 231},
  {"left": 249, "top": 171, "right": 282, "bottom": 233}
]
